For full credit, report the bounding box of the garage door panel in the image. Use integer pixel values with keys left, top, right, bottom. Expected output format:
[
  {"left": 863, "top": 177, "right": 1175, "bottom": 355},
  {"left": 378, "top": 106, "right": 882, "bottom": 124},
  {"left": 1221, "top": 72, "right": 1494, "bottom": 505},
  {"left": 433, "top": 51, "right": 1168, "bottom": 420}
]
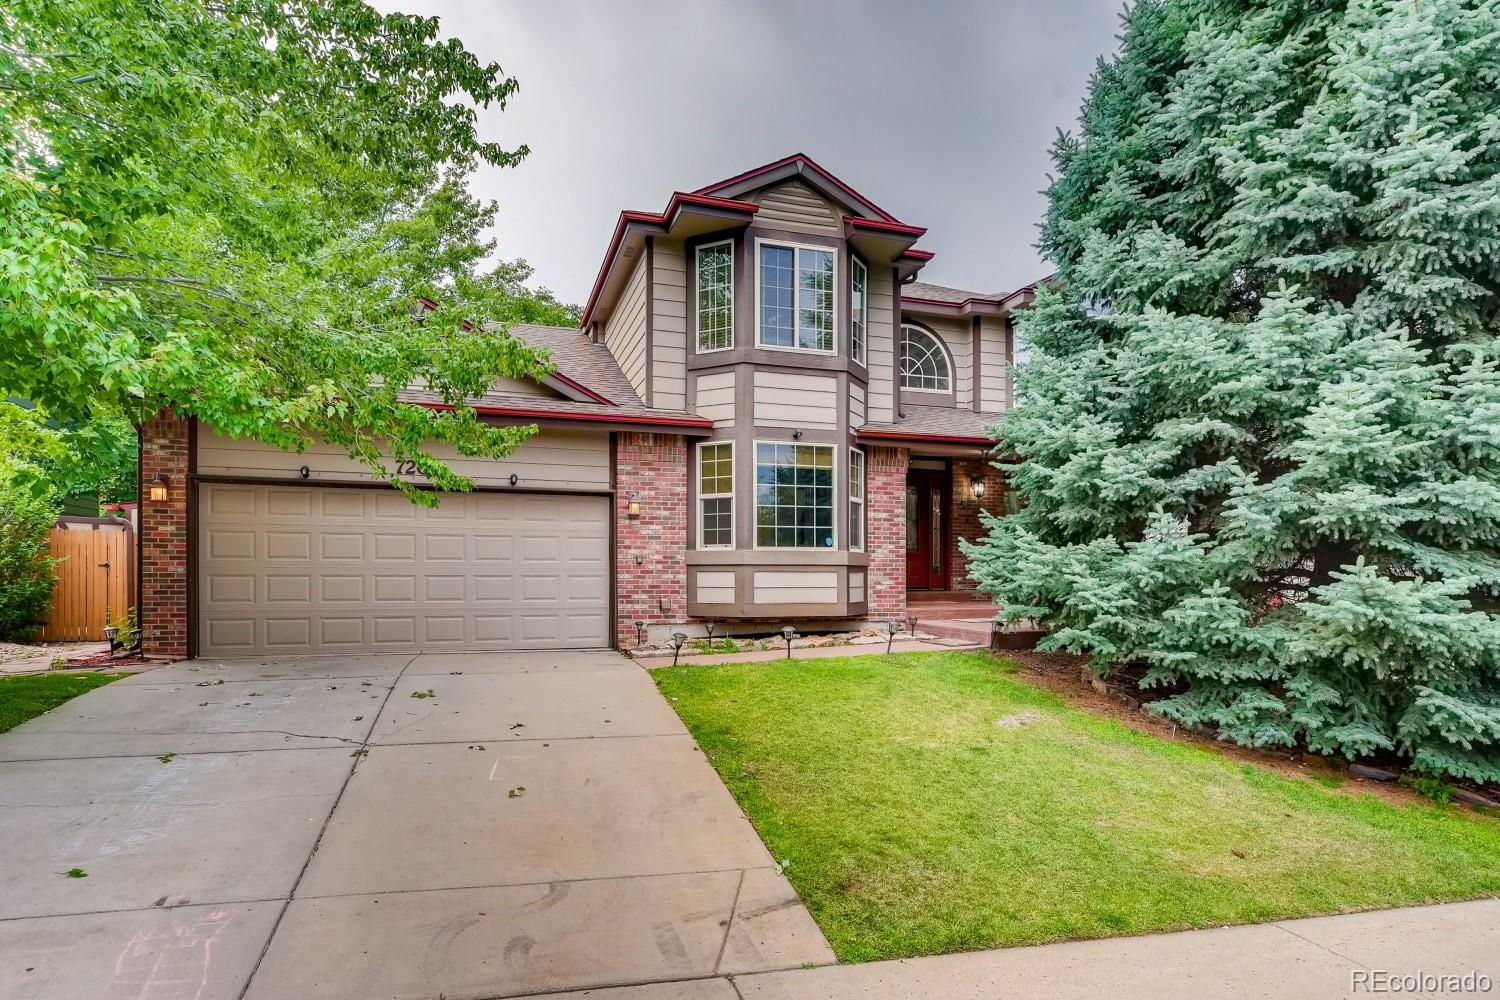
[{"left": 200, "top": 485, "right": 610, "bottom": 655}]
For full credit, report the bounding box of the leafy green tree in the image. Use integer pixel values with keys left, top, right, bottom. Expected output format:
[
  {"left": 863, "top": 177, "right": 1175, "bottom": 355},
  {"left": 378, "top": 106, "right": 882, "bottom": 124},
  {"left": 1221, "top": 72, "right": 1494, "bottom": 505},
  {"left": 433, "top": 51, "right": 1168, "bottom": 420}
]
[
  {"left": 0, "top": 480, "right": 59, "bottom": 640},
  {"left": 2, "top": 0, "right": 572, "bottom": 499},
  {"left": 965, "top": 0, "right": 1500, "bottom": 781}
]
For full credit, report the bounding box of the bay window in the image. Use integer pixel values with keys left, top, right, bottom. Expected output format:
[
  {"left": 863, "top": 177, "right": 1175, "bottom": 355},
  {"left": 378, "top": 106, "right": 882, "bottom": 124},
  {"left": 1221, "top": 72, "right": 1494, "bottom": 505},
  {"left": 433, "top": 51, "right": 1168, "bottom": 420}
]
[
  {"left": 698, "top": 442, "right": 734, "bottom": 548},
  {"left": 695, "top": 241, "right": 733, "bottom": 352},
  {"left": 755, "top": 443, "right": 834, "bottom": 548},
  {"left": 848, "top": 448, "right": 865, "bottom": 551},
  {"left": 757, "top": 241, "right": 835, "bottom": 352},
  {"left": 850, "top": 257, "right": 867, "bottom": 364}
]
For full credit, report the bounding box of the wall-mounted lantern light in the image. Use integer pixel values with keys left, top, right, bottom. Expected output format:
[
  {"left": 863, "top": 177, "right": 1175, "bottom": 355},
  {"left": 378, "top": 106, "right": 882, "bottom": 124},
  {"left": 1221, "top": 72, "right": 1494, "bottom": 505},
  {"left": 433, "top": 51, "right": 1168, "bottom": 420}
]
[
  {"left": 626, "top": 492, "right": 642, "bottom": 519},
  {"left": 148, "top": 472, "right": 170, "bottom": 502},
  {"left": 971, "top": 479, "right": 986, "bottom": 501}
]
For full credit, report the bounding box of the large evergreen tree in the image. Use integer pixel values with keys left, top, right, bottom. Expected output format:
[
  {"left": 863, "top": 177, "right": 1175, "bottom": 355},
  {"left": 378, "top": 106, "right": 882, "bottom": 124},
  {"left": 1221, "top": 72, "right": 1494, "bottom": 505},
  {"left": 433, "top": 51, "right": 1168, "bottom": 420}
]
[{"left": 965, "top": 0, "right": 1500, "bottom": 781}]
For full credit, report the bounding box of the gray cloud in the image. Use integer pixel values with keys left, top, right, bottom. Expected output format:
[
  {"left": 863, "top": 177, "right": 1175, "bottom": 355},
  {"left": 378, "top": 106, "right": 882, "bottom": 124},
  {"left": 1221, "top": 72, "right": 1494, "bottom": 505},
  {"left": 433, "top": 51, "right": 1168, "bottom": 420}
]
[{"left": 381, "top": 0, "right": 1122, "bottom": 304}]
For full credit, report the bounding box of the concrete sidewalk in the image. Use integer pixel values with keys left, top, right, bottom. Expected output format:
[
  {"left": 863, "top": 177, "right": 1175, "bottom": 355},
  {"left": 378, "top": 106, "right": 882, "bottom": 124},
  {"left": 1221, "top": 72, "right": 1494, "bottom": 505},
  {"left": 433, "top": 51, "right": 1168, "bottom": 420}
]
[{"left": 0, "top": 650, "right": 833, "bottom": 999}]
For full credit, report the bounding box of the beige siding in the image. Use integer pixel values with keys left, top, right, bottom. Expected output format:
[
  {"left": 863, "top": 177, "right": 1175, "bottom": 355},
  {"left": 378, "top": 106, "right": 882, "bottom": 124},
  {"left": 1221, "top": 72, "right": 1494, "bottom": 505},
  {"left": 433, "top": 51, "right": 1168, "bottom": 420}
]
[
  {"left": 923, "top": 316, "right": 972, "bottom": 406},
  {"left": 746, "top": 179, "right": 842, "bottom": 236},
  {"left": 753, "top": 571, "right": 839, "bottom": 604},
  {"left": 694, "top": 371, "right": 736, "bottom": 427},
  {"left": 866, "top": 268, "right": 896, "bottom": 422},
  {"left": 849, "top": 571, "right": 866, "bottom": 604},
  {"left": 486, "top": 374, "right": 552, "bottom": 397},
  {"left": 849, "top": 381, "right": 866, "bottom": 428},
  {"left": 752, "top": 371, "right": 837, "bottom": 430},
  {"left": 695, "top": 570, "right": 736, "bottom": 605},
  {"left": 652, "top": 240, "right": 688, "bottom": 410},
  {"left": 979, "top": 316, "right": 1010, "bottom": 413},
  {"left": 605, "top": 255, "right": 649, "bottom": 399},
  {"left": 198, "top": 426, "right": 610, "bottom": 492}
]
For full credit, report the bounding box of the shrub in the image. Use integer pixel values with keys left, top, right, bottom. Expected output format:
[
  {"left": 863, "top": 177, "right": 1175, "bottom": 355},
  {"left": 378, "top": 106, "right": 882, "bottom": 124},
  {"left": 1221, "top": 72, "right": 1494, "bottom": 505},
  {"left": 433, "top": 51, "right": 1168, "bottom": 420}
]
[{"left": 0, "top": 482, "right": 60, "bottom": 640}]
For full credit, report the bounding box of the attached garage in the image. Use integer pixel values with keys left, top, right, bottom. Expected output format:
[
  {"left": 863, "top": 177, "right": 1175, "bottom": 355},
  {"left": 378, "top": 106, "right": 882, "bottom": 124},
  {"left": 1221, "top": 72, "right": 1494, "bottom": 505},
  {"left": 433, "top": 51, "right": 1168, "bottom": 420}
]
[{"left": 198, "top": 484, "right": 610, "bottom": 655}]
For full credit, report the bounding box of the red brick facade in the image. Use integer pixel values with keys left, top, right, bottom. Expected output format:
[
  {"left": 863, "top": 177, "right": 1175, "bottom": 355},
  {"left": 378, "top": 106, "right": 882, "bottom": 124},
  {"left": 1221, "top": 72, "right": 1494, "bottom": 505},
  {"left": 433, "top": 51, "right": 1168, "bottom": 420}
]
[
  {"left": 949, "top": 456, "right": 1008, "bottom": 595},
  {"left": 865, "top": 446, "right": 909, "bottom": 618},
  {"left": 614, "top": 432, "right": 691, "bottom": 649},
  {"left": 140, "top": 410, "right": 191, "bottom": 660}
]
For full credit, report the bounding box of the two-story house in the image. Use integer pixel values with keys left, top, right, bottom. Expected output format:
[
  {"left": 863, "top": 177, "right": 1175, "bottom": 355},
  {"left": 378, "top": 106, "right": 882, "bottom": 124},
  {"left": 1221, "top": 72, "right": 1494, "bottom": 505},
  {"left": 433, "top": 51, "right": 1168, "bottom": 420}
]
[{"left": 135, "top": 155, "right": 1032, "bottom": 658}]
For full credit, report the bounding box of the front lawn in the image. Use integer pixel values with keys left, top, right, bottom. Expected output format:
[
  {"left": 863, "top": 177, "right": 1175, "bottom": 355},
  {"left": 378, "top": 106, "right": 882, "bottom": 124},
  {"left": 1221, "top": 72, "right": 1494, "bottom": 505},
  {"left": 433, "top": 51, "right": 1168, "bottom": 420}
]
[
  {"left": 0, "top": 672, "right": 125, "bottom": 735},
  {"left": 656, "top": 651, "right": 1500, "bottom": 962}
]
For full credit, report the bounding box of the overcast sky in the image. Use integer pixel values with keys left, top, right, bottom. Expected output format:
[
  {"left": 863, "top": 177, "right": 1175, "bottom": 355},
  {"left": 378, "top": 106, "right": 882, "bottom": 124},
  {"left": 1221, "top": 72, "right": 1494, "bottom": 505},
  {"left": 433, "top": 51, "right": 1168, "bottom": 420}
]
[{"left": 381, "top": 0, "right": 1123, "bottom": 305}]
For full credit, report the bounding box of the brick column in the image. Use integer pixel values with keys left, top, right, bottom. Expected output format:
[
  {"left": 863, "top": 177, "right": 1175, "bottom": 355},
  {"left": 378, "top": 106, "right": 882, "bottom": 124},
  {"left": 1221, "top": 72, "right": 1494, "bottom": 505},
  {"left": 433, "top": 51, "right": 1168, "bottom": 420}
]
[
  {"left": 865, "top": 445, "right": 909, "bottom": 618},
  {"left": 141, "top": 410, "right": 190, "bottom": 660},
  {"left": 615, "top": 432, "right": 690, "bottom": 649},
  {"left": 950, "top": 457, "right": 1007, "bottom": 594}
]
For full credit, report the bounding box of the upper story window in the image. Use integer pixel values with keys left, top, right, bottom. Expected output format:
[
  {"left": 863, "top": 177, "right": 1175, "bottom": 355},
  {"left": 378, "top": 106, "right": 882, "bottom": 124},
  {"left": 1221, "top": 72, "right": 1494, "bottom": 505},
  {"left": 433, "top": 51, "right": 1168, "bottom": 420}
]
[
  {"left": 757, "top": 241, "right": 835, "bottom": 353},
  {"left": 755, "top": 442, "right": 834, "bottom": 548},
  {"left": 696, "top": 241, "right": 733, "bottom": 353},
  {"left": 900, "top": 324, "right": 952, "bottom": 392},
  {"left": 850, "top": 257, "right": 867, "bottom": 365}
]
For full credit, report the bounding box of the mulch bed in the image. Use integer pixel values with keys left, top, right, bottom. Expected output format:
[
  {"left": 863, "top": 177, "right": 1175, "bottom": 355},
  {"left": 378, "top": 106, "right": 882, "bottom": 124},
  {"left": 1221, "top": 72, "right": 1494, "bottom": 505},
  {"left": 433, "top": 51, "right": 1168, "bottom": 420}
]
[{"left": 62, "top": 650, "right": 152, "bottom": 669}]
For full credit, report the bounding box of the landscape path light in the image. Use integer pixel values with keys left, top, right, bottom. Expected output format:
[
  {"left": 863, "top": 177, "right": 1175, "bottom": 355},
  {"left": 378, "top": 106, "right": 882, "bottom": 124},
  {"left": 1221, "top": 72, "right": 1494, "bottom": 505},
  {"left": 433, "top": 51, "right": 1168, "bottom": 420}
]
[
  {"left": 781, "top": 625, "right": 797, "bottom": 659},
  {"left": 669, "top": 632, "right": 687, "bottom": 668}
]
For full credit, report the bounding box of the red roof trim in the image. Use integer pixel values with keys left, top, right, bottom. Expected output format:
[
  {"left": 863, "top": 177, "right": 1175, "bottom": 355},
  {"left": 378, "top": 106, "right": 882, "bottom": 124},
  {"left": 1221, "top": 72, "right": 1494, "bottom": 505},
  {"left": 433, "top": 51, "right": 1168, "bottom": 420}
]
[
  {"left": 417, "top": 400, "right": 714, "bottom": 430},
  {"left": 695, "top": 153, "right": 900, "bottom": 223},
  {"left": 547, "top": 371, "right": 612, "bottom": 405},
  {"left": 579, "top": 195, "right": 759, "bottom": 329},
  {"left": 899, "top": 248, "right": 935, "bottom": 261},
  {"left": 855, "top": 428, "right": 993, "bottom": 446},
  {"left": 845, "top": 216, "right": 926, "bottom": 238}
]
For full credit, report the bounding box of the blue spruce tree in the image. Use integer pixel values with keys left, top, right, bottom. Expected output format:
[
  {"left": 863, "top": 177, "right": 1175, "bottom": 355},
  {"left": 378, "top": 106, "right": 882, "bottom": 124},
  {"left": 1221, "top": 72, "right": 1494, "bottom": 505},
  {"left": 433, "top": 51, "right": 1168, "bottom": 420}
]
[{"left": 965, "top": 0, "right": 1500, "bottom": 781}]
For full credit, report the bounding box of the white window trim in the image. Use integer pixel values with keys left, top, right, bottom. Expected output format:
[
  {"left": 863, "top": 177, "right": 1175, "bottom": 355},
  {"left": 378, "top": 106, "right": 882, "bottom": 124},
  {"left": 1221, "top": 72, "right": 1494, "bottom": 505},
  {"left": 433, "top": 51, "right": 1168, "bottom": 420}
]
[
  {"left": 694, "top": 240, "right": 735, "bottom": 355},
  {"left": 900, "top": 323, "right": 956, "bottom": 393},
  {"left": 751, "top": 439, "right": 838, "bottom": 551},
  {"left": 753, "top": 237, "right": 839, "bottom": 356},
  {"left": 696, "top": 440, "right": 735, "bottom": 549},
  {"left": 850, "top": 256, "right": 867, "bottom": 366},
  {"left": 848, "top": 446, "right": 866, "bottom": 552}
]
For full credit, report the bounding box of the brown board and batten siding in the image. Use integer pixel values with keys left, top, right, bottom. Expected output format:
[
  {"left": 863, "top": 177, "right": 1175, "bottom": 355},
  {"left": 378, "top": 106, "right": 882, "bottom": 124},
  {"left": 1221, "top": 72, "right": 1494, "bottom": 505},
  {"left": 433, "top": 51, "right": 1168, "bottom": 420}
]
[
  {"left": 745, "top": 179, "right": 843, "bottom": 236},
  {"left": 196, "top": 426, "right": 611, "bottom": 492},
  {"left": 866, "top": 266, "right": 896, "bottom": 422},
  {"left": 694, "top": 371, "right": 736, "bottom": 427},
  {"left": 605, "top": 254, "right": 649, "bottom": 401},
  {"left": 650, "top": 240, "right": 688, "bottom": 411},
  {"left": 751, "top": 371, "right": 838, "bottom": 430}
]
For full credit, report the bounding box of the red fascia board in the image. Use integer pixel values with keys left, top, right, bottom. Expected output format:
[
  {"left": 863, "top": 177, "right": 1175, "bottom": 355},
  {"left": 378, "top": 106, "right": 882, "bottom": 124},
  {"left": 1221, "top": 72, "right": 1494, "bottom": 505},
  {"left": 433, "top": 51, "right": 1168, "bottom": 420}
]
[
  {"left": 856, "top": 429, "right": 993, "bottom": 446},
  {"left": 845, "top": 216, "right": 926, "bottom": 238},
  {"left": 417, "top": 400, "right": 714, "bottom": 430},
  {"left": 579, "top": 196, "right": 758, "bottom": 329},
  {"left": 696, "top": 153, "right": 900, "bottom": 224},
  {"left": 548, "top": 371, "right": 612, "bottom": 405},
  {"left": 899, "top": 248, "right": 935, "bottom": 261}
]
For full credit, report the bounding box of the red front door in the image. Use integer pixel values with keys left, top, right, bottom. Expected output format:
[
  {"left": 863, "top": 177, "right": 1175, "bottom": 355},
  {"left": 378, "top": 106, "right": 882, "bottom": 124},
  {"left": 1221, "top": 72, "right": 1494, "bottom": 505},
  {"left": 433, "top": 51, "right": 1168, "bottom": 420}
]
[{"left": 906, "top": 469, "right": 948, "bottom": 591}]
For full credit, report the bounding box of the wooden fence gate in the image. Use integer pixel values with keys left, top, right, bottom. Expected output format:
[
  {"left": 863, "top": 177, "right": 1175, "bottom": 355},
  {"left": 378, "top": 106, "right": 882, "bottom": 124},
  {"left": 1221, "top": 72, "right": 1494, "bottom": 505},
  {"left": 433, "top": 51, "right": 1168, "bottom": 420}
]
[{"left": 37, "top": 524, "right": 135, "bottom": 642}]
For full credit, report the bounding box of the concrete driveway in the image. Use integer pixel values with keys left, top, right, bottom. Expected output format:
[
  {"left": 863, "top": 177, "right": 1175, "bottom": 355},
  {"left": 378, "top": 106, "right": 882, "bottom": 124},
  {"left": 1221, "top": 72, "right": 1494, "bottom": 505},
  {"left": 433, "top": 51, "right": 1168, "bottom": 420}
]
[{"left": 0, "top": 651, "right": 833, "bottom": 999}]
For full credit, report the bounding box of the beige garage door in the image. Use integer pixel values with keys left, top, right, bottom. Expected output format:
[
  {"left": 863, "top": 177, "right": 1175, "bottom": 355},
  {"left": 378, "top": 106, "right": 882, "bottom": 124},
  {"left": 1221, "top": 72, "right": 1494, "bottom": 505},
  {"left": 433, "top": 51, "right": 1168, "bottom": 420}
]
[{"left": 198, "top": 484, "right": 610, "bottom": 655}]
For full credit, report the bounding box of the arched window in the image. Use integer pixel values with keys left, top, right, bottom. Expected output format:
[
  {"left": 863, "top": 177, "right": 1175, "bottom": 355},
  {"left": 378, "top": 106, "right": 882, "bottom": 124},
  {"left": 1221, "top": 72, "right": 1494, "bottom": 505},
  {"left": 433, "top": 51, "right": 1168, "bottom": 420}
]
[{"left": 900, "top": 324, "right": 952, "bottom": 391}]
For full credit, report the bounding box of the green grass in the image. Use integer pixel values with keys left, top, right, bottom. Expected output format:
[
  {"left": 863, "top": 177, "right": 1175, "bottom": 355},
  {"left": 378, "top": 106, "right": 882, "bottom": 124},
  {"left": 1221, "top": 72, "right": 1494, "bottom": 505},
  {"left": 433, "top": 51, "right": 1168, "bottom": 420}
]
[
  {"left": 0, "top": 672, "right": 124, "bottom": 734},
  {"left": 656, "top": 651, "right": 1500, "bottom": 962}
]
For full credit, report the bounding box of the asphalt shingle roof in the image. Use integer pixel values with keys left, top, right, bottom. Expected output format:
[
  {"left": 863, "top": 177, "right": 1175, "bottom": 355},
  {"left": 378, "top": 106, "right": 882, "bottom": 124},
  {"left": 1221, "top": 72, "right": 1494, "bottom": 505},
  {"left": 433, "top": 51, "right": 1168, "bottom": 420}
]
[{"left": 857, "top": 404, "right": 1003, "bottom": 442}]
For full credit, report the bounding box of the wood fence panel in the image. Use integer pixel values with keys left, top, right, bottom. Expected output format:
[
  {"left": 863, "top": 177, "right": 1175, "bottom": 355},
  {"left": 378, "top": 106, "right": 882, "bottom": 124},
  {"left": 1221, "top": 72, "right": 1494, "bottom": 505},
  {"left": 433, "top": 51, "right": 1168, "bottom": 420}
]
[{"left": 37, "top": 527, "right": 134, "bottom": 642}]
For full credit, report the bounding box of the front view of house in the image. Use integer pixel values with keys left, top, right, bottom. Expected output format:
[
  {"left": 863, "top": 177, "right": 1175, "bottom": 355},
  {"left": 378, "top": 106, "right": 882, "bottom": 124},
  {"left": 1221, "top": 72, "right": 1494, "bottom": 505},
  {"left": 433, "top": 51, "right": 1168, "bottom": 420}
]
[{"left": 137, "top": 155, "right": 1030, "bottom": 658}]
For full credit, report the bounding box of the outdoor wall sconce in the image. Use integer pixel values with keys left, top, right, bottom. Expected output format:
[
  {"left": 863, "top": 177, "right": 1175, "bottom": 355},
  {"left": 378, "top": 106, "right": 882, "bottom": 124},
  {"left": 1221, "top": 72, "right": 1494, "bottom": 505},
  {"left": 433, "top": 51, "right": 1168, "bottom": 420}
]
[
  {"left": 634, "top": 620, "right": 646, "bottom": 646},
  {"left": 148, "top": 472, "right": 170, "bottom": 502},
  {"left": 669, "top": 631, "right": 687, "bottom": 667},
  {"left": 781, "top": 625, "right": 797, "bottom": 659},
  {"left": 885, "top": 619, "right": 901, "bottom": 654},
  {"left": 971, "top": 479, "right": 986, "bottom": 500},
  {"left": 626, "top": 492, "right": 641, "bottom": 518}
]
